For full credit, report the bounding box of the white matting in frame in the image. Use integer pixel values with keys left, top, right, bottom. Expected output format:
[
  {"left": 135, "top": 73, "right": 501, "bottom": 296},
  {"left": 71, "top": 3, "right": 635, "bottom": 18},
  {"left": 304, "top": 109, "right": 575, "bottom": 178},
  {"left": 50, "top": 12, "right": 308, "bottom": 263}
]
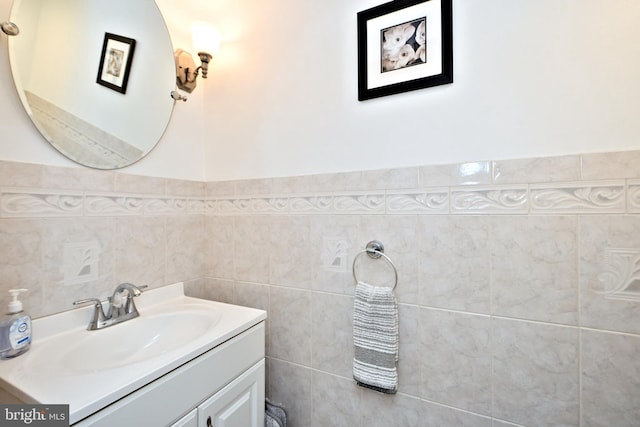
[
  {"left": 357, "top": 0, "right": 452, "bottom": 101},
  {"left": 367, "top": 1, "right": 442, "bottom": 90}
]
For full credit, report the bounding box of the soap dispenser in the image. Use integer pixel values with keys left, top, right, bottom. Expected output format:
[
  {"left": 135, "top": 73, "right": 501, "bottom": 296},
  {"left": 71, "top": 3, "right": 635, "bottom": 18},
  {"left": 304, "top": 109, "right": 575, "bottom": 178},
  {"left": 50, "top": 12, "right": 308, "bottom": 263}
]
[{"left": 0, "top": 289, "right": 31, "bottom": 359}]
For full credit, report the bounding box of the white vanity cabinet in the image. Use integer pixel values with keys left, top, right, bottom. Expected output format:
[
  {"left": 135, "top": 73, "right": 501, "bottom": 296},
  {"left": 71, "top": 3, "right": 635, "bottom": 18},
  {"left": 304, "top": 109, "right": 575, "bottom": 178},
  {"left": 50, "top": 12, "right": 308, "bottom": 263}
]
[
  {"left": 196, "top": 360, "right": 264, "bottom": 427},
  {"left": 172, "top": 409, "right": 197, "bottom": 427},
  {"left": 170, "top": 360, "right": 264, "bottom": 427},
  {"left": 74, "top": 322, "right": 265, "bottom": 427}
]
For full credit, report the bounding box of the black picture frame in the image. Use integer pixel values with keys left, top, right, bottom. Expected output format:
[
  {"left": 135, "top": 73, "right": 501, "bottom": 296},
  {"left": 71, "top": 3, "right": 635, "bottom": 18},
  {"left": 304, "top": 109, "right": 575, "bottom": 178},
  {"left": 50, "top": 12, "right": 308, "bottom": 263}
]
[
  {"left": 96, "top": 33, "right": 136, "bottom": 94},
  {"left": 357, "top": 0, "right": 453, "bottom": 101}
]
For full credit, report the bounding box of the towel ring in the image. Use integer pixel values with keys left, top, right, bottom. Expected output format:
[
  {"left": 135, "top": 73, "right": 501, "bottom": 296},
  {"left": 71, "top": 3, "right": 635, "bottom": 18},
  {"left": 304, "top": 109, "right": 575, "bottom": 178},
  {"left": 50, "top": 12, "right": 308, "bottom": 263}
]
[{"left": 352, "top": 240, "right": 398, "bottom": 290}]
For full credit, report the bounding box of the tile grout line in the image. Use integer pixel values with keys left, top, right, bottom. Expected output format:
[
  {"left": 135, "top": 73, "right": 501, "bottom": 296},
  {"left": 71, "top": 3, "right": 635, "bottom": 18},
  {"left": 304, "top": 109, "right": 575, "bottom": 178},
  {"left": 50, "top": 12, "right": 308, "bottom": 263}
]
[{"left": 576, "top": 213, "right": 583, "bottom": 427}]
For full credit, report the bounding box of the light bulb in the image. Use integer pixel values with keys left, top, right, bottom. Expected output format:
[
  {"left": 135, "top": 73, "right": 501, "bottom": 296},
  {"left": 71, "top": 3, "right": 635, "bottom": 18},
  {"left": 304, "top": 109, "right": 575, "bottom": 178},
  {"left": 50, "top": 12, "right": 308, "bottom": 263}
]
[{"left": 191, "top": 21, "right": 221, "bottom": 55}]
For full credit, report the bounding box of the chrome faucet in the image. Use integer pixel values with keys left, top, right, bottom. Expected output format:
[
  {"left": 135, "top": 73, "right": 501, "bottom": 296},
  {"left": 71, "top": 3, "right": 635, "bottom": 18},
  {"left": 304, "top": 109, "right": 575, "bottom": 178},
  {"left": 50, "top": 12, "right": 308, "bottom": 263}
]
[{"left": 73, "top": 283, "right": 147, "bottom": 330}]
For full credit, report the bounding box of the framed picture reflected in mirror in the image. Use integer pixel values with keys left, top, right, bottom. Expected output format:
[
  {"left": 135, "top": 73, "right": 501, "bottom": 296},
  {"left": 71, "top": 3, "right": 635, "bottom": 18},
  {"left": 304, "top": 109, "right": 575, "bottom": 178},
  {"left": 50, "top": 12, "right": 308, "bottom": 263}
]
[{"left": 97, "top": 32, "right": 136, "bottom": 94}]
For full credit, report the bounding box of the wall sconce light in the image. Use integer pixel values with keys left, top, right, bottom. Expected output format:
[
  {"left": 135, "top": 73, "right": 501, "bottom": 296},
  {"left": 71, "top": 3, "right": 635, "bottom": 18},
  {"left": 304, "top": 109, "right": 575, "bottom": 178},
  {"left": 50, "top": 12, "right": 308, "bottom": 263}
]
[
  {"left": 1, "top": 21, "right": 19, "bottom": 36},
  {"left": 174, "top": 22, "right": 221, "bottom": 94}
]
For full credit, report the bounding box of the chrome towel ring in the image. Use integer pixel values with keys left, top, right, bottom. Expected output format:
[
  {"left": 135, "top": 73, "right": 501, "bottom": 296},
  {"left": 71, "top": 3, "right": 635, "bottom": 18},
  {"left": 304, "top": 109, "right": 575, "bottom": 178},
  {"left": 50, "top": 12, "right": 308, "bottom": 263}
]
[{"left": 352, "top": 240, "right": 398, "bottom": 290}]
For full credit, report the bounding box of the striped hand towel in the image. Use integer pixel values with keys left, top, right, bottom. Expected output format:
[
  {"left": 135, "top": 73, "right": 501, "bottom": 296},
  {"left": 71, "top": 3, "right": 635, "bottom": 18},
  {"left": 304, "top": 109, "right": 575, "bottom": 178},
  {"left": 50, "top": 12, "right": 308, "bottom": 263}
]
[{"left": 353, "top": 281, "right": 399, "bottom": 394}]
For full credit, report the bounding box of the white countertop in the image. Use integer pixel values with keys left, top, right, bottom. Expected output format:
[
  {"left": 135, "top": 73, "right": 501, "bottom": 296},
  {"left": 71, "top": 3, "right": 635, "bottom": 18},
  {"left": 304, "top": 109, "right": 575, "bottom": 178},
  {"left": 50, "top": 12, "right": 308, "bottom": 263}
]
[{"left": 0, "top": 283, "right": 266, "bottom": 424}]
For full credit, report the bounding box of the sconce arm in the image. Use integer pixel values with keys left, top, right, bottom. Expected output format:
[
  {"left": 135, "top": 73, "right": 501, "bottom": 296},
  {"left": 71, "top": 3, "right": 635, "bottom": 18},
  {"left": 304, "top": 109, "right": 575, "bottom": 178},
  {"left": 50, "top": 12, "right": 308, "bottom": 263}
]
[{"left": 175, "top": 48, "right": 210, "bottom": 93}]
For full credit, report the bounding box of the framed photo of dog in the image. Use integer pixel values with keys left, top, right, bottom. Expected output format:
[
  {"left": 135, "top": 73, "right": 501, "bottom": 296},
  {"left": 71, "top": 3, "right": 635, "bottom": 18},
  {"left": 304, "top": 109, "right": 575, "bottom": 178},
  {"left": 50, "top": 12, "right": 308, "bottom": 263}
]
[
  {"left": 357, "top": 0, "right": 453, "bottom": 101},
  {"left": 96, "top": 33, "right": 136, "bottom": 94}
]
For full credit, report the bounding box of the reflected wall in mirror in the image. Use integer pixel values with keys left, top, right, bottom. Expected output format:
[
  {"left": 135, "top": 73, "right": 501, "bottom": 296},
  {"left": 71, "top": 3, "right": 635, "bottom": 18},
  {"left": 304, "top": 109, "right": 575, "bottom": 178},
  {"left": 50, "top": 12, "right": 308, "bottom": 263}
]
[{"left": 8, "top": 0, "right": 176, "bottom": 169}]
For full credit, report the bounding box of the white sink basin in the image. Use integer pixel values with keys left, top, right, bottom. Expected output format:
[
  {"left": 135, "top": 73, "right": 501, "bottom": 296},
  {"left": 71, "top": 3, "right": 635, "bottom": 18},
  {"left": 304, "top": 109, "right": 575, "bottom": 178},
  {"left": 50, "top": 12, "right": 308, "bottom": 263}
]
[
  {"left": 0, "top": 283, "right": 266, "bottom": 424},
  {"left": 34, "top": 308, "right": 222, "bottom": 374}
]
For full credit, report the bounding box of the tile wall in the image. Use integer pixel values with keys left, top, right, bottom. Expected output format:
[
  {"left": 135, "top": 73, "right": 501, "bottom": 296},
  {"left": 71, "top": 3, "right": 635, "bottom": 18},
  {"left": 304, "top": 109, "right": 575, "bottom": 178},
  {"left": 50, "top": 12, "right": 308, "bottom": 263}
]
[
  {"left": 203, "top": 151, "right": 640, "bottom": 427},
  {"left": 0, "top": 161, "right": 206, "bottom": 317},
  {"left": 2, "top": 151, "right": 640, "bottom": 426}
]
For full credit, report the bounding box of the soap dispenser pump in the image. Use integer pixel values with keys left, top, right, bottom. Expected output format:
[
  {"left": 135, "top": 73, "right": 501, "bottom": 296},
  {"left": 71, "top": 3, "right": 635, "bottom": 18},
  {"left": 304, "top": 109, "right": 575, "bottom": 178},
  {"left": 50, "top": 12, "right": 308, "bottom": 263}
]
[{"left": 0, "top": 289, "right": 31, "bottom": 359}]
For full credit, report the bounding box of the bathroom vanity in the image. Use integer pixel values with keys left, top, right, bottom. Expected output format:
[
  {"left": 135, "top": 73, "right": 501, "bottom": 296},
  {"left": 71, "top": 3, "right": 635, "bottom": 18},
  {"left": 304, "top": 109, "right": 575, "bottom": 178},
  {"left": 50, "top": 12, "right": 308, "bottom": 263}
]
[{"left": 0, "top": 283, "right": 266, "bottom": 426}]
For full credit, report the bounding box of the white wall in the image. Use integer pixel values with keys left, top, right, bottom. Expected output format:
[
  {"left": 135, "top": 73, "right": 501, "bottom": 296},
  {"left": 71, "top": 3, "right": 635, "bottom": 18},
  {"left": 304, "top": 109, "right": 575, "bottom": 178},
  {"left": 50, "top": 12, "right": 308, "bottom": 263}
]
[
  {"left": 2, "top": 0, "right": 640, "bottom": 181},
  {"left": 197, "top": 0, "right": 640, "bottom": 180}
]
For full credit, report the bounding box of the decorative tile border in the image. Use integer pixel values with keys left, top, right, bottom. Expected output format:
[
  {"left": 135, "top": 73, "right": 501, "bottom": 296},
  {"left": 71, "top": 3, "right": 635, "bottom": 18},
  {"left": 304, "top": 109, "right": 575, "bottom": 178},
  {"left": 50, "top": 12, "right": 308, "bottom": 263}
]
[
  {"left": 3, "top": 160, "right": 640, "bottom": 218},
  {"left": 290, "top": 193, "right": 386, "bottom": 214},
  {"left": 288, "top": 195, "right": 334, "bottom": 214},
  {"left": 87, "top": 195, "right": 204, "bottom": 216},
  {"left": 386, "top": 190, "right": 449, "bottom": 214},
  {"left": 450, "top": 186, "right": 528, "bottom": 214},
  {"left": 212, "top": 197, "right": 289, "bottom": 215},
  {"left": 187, "top": 199, "right": 207, "bottom": 213},
  {"left": 530, "top": 181, "right": 625, "bottom": 214},
  {"left": 0, "top": 189, "right": 205, "bottom": 217},
  {"left": 333, "top": 193, "right": 386, "bottom": 214},
  {"left": 85, "top": 194, "right": 145, "bottom": 216},
  {"left": 1, "top": 189, "right": 84, "bottom": 217},
  {"left": 145, "top": 198, "right": 189, "bottom": 215}
]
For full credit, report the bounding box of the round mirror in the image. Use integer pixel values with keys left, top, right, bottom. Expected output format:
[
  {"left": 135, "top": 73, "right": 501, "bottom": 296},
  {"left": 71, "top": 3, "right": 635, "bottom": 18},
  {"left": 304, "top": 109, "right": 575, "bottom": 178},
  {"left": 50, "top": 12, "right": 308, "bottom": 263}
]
[{"left": 7, "top": 0, "right": 176, "bottom": 169}]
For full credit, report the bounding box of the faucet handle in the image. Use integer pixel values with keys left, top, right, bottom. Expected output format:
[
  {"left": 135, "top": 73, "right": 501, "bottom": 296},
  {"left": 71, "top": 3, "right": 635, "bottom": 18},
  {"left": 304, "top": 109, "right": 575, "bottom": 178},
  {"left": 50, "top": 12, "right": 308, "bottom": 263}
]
[
  {"left": 109, "top": 292, "right": 125, "bottom": 308},
  {"left": 73, "top": 298, "right": 103, "bottom": 307},
  {"left": 113, "top": 284, "right": 148, "bottom": 316}
]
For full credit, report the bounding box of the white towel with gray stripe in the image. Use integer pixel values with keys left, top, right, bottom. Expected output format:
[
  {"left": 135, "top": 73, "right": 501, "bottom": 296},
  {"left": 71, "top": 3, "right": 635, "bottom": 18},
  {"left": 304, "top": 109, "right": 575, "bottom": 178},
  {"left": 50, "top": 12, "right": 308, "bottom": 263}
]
[
  {"left": 353, "top": 281, "right": 398, "bottom": 394},
  {"left": 265, "top": 399, "right": 286, "bottom": 427}
]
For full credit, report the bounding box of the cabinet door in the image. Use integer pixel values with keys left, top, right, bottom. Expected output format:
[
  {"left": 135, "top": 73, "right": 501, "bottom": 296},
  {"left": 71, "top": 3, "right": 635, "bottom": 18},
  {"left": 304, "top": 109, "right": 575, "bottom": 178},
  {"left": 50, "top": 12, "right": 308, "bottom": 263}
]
[
  {"left": 198, "top": 360, "right": 265, "bottom": 427},
  {"left": 171, "top": 409, "right": 198, "bottom": 427}
]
